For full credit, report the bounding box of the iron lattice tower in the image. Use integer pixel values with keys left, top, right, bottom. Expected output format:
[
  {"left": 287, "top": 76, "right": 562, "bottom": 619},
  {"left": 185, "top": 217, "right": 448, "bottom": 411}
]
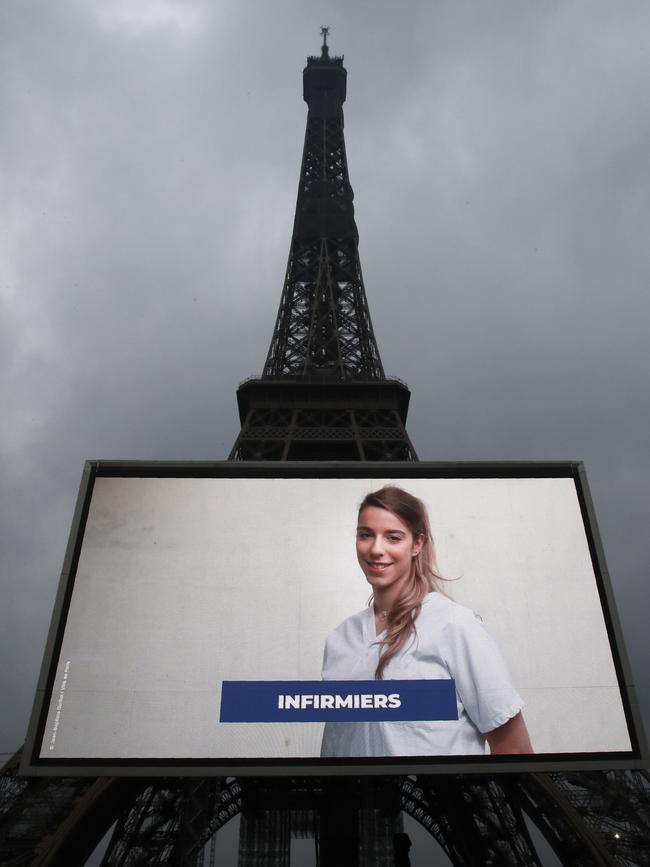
[
  {"left": 230, "top": 30, "right": 417, "bottom": 462},
  {"left": 1, "top": 32, "right": 649, "bottom": 867}
]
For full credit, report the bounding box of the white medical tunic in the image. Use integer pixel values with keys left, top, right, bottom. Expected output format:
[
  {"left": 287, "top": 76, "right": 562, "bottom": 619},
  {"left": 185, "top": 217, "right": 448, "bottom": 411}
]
[{"left": 320, "top": 592, "right": 524, "bottom": 757}]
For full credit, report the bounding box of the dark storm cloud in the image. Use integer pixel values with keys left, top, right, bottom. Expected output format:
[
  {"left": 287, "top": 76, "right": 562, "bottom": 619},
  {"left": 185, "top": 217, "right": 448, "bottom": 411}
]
[{"left": 1, "top": 0, "right": 648, "bottom": 776}]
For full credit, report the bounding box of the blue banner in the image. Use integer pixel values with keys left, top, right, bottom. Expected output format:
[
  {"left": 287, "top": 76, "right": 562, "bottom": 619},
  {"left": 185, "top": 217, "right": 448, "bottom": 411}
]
[{"left": 219, "top": 679, "right": 458, "bottom": 723}]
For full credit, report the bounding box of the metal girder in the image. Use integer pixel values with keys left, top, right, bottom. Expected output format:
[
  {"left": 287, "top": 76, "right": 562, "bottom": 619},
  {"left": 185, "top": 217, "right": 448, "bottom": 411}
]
[
  {"left": 0, "top": 749, "right": 141, "bottom": 867},
  {"left": 96, "top": 779, "right": 242, "bottom": 866},
  {"left": 4, "top": 760, "right": 648, "bottom": 866},
  {"left": 263, "top": 100, "right": 384, "bottom": 381},
  {"left": 229, "top": 407, "right": 418, "bottom": 461}
]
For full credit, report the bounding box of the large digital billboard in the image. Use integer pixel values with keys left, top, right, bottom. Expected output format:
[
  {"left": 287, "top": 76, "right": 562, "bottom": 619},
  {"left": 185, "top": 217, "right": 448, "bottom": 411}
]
[{"left": 22, "top": 461, "right": 646, "bottom": 775}]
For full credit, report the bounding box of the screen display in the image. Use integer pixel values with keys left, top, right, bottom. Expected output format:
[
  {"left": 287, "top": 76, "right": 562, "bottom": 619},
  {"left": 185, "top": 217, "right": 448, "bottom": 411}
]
[{"left": 23, "top": 462, "right": 644, "bottom": 775}]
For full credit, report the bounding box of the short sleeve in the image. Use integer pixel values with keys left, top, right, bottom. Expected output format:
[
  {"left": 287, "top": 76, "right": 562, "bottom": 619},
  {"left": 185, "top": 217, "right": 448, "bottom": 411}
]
[
  {"left": 321, "top": 633, "right": 332, "bottom": 679},
  {"left": 439, "top": 613, "right": 524, "bottom": 734}
]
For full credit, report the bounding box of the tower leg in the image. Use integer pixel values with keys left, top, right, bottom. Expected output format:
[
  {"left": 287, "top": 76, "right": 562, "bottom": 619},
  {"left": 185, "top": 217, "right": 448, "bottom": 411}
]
[
  {"left": 318, "top": 780, "right": 360, "bottom": 867},
  {"left": 238, "top": 807, "right": 290, "bottom": 867}
]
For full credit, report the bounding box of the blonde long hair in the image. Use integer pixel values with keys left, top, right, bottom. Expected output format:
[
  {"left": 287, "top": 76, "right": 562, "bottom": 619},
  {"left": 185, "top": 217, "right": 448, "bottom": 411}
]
[{"left": 359, "top": 486, "right": 450, "bottom": 679}]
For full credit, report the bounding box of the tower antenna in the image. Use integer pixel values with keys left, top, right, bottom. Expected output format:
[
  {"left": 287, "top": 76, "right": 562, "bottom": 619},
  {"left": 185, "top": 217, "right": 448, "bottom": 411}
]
[{"left": 320, "top": 25, "right": 329, "bottom": 57}]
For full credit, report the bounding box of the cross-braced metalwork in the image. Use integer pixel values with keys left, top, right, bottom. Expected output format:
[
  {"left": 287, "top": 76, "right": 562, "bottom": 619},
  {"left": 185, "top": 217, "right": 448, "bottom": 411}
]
[
  {"left": 232, "top": 405, "right": 416, "bottom": 462},
  {"left": 263, "top": 49, "right": 383, "bottom": 382}
]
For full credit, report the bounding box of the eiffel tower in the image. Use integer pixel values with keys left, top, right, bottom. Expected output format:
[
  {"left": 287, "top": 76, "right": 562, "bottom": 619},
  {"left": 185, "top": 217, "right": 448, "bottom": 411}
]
[
  {"left": 229, "top": 28, "right": 415, "bottom": 464},
  {"left": 1, "top": 30, "right": 648, "bottom": 867}
]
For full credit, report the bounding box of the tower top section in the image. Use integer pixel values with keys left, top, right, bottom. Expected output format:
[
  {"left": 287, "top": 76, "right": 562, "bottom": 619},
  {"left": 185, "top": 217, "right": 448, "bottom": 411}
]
[
  {"left": 304, "top": 27, "right": 346, "bottom": 111},
  {"left": 260, "top": 31, "right": 384, "bottom": 384},
  {"left": 231, "top": 38, "right": 416, "bottom": 460}
]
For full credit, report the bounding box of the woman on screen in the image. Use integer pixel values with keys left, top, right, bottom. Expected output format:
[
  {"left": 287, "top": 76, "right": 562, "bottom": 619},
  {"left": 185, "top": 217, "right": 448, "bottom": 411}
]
[{"left": 320, "top": 485, "right": 533, "bottom": 757}]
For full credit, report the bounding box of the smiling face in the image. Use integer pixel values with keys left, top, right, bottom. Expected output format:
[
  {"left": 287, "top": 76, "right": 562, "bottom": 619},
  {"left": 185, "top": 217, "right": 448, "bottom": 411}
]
[{"left": 356, "top": 505, "right": 424, "bottom": 601}]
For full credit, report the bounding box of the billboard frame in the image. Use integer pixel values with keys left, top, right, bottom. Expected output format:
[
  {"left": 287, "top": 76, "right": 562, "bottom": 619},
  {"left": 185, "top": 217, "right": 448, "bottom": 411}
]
[{"left": 21, "top": 460, "right": 648, "bottom": 777}]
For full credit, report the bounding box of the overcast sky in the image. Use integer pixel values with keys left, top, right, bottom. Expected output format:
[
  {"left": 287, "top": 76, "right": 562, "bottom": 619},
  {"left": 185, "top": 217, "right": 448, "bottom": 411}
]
[{"left": 2, "top": 0, "right": 648, "bottom": 841}]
